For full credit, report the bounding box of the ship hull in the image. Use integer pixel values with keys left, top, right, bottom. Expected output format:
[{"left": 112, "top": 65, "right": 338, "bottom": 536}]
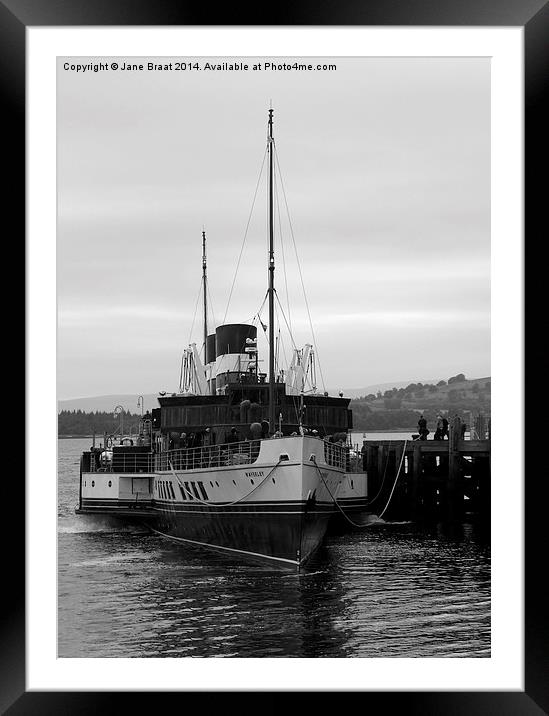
[
  {"left": 149, "top": 500, "right": 333, "bottom": 567},
  {"left": 78, "top": 436, "right": 343, "bottom": 568}
]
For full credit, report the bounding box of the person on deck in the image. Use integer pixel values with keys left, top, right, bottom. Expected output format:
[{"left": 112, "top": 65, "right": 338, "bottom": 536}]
[
  {"left": 361, "top": 441, "right": 367, "bottom": 471},
  {"left": 226, "top": 427, "right": 239, "bottom": 444}
]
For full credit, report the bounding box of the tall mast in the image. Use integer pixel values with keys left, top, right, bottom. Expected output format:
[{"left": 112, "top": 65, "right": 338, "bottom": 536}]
[
  {"left": 268, "top": 108, "right": 275, "bottom": 435},
  {"left": 202, "top": 229, "right": 208, "bottom": 362}
]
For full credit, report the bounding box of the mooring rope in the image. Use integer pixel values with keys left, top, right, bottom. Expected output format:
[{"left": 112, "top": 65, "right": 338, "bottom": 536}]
[
  {"left": 168, "top": 458, "right": 282, "bottom": 508},
  {"left": 377, "top": 440, "right": 408, "bottom": 518},
  {"left": 311, "top": 439, "right": 408, "bottom": 528},
  {"left": 311, "top": 458, "right": 371, "bottom": 528},
  {"left": 363, "top": 438, "right": 394, "bottom": 508}
]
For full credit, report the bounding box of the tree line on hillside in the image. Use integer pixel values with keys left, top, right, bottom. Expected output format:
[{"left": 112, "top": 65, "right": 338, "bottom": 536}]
[
  {"left": 58, "top": 410, "right": 143, "bottom": 436},
  {"left": 356, "top": 374, "right": 491, "bottom": 403}
]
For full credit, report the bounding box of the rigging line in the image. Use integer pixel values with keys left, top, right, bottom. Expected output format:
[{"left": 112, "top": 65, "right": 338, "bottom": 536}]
[
  {"left": 223, "top": 145, "right": 268, "bottom": 325},
  {"left": 274, "top": 159, "right": 292, "bottom": 335},
  {"left": 256, "top": 289, "right": 269, "bottom": 318},
  {"left": 274, "top": 290, "right": 298, "bottom": 352},
  {"left": 169, "top": 458, "right": 282, "bottom": 507},
  {"left": 274, "top": 301, "right": 280, "bottom": 373},
  {"left": 274, "top": 146, "right": 326, "bottom": 394},
  {"left": 233, "top": 291, "right": 268, "bottom": 326},
  {"left": 278, "top": 327, "right": 289, "bottom": 381},
  {"left": 255, "top": 290, "right": 270, "bottom": 337},
  {"left": 187, "top": 278, "right": 203, "bottom": 345}
]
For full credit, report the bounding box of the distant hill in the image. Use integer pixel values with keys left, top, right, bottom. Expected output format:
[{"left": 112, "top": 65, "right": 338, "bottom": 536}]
[
  {"left": 352, "top": 375, "right": 491, "bottom": 413},
  {"left": 332, "top": 380, "right": 440, "bottom": 399},
  {"left": 58, "top": 393, "right": 161, "bottom": 413},
  {"left": 348, "top": 374, "right": 490, "bottom": 430}
]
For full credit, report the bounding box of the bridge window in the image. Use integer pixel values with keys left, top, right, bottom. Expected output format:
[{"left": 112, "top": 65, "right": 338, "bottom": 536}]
[
  {"left": 190, "top": 482, "right": 201, "bottom": 500},
  {"left": 197, "top": 482, "right": 209, "bottom": 500},
  {"left": 184, "top": 482, "right": 193, "bottom": 500},
  {"left": 179, "top": 484, "right": 187, "bottom": 500},
  {"left": 169, "top": 483, "right": 176, "bottom": 500}
]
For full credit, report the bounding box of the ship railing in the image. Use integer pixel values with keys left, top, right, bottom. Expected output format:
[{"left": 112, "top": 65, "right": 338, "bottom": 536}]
[
  {"left": 157, "top": 439, "right": 261, "bottom": 472},
  {"left": 323, "top": 440, "right": 364, "bottom": 472},
  {"left": 85, "top": 451, "right": 154, "bottom": 473},
  {"left": 323, "top": 440, "right": 347, "bottom": 469}
]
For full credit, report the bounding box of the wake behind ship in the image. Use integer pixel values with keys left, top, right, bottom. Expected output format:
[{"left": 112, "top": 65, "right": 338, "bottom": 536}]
[{"left": 75, "top": 109, "right": 370, "bottom": 568}]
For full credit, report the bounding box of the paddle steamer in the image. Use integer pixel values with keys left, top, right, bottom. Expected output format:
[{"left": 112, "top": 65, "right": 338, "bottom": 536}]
[{"left": 76, "top": 109, "right": 369, "bottom": 568}]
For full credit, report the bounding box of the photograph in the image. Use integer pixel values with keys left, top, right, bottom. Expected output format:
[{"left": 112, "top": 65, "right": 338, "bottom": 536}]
[{"left": 56, "top": 54, "right": 492, "bottom": 659}]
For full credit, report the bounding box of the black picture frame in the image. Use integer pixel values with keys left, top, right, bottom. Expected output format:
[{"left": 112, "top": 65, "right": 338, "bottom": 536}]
[{"left": 10, "top": 0, "right": 547, "bottom": 712}]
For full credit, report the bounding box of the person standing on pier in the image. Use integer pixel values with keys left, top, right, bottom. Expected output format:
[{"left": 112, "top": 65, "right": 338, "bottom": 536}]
[
  {"left": 434, "top": 415, "right": 444, "bottom": 440},
  {"left": 442, "top": 416, "right": 449, "bottom": 440},
  {"left": 418, "top": 415, "right": 429, "bottom": 440}
]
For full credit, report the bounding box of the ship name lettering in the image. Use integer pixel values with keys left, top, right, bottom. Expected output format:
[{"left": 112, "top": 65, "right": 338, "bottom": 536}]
[{"left": 245, "top": 471, "right": 264, "bottom": 478}]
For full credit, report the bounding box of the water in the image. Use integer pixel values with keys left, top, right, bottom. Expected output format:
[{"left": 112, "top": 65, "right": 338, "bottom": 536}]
[{"left": 58, "top": 437, "right": 490, "bottom": 657}]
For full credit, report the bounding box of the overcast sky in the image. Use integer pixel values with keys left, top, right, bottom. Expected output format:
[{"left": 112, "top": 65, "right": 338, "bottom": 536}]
[{"left": 57, "top": 56, "right": 490, "bottom": 400}]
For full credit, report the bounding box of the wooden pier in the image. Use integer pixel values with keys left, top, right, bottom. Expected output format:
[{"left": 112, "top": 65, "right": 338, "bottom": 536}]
[{"left": 362, "top": 417, "right": 490, "bottom": 523}]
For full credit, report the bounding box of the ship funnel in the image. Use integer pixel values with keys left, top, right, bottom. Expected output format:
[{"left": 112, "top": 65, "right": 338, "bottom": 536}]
[{"left": 214, "top": 324, "right": 258, "bottom": 391}]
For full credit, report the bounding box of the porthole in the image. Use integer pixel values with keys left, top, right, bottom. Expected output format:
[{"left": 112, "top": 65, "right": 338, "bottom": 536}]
[
  {"left": 210, "top": 481, "right": 214, "bottom": 487},
  {"left": 232, "top": 479, "right": 236, "bottom": 485},
  {"left": 108, "top": 480, "right": 112, "bottom": 487},
  {"left": 250, "top": 479, "right": 254, "bottom": 485},
  {"left": 216, "top": 481, "right": 219, "bottom": 487},
  {"left": 91, "top": 480, "right": 95, "bottom": 487},
  {"left": 272, "top": 478, "right": 276, "bottom": 484}
]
